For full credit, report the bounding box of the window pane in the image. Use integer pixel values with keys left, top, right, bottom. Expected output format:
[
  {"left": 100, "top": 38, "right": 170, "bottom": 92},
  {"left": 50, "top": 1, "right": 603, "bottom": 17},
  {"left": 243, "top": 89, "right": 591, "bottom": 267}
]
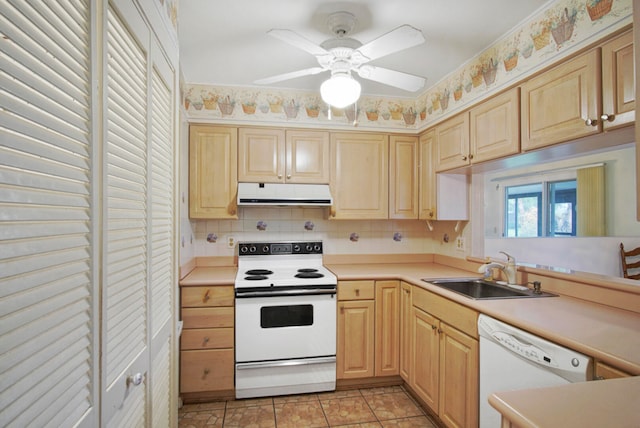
[
  {"left": 548, "top": 180, "right": 576, "bottom": 236},
  {"left": 506, "top": 184, "right": 542, "bottom": 237}
]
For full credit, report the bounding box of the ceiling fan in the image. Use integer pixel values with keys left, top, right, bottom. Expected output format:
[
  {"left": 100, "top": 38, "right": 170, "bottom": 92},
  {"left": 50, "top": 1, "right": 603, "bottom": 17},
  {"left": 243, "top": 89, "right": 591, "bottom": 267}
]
[{"left": 254, "top": 12, "right": 427, "bottom": 108}]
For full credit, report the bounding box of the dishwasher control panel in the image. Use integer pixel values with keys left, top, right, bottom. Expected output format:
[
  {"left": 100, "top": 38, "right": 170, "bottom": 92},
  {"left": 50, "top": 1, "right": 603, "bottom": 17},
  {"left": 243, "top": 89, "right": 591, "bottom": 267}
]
[{"left": 491, "top": 331, "right": 554, "bottom": 366}]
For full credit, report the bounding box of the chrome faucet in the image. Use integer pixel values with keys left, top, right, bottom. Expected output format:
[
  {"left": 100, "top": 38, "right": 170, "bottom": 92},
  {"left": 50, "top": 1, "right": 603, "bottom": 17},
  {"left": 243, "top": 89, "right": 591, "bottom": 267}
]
[{"left": 478, "top": 251, "right": 518, "bottom": 285}]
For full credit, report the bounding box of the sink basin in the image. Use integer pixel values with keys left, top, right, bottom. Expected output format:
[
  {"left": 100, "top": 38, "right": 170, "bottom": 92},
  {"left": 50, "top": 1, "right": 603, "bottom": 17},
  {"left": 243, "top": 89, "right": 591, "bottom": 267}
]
[{"left": 421, "top": 278, "right": 557, "bottom": 300}]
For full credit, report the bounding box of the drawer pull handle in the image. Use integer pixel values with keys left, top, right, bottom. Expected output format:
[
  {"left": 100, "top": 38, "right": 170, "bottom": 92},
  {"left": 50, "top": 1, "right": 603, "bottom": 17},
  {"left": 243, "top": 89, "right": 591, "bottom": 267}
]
[
  {"left": 202, "top": 337, "right": 209, "bottom": 346},
  {"left": 203, "top": 290, "right": 210, "bottom": 303},
  {"left": 202, "top": 368, "right": 210, "bottom": 379},
  {"left": 355, "top": 289, "right": 360, "bottom": 297}
]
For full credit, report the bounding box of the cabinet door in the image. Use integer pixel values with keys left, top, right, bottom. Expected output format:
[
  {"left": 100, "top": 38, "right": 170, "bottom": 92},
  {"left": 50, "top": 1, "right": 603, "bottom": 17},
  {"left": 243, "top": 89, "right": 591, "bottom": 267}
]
[
  {"left": 438, "top": 323, "right": 479, "bottom": 428},
  {"left": 390, "top": 136, "right": 419, "bottom": 219},
  {"left": 375, "top": 281, "right": 400, "bottom": 377},
  {"left": 594, "top": 360, "right": 631, "bottom": 379},
  {"left": 399, "top": 282, "right": 412, "bottom": 382},
  {"left": 189, "top": 125, "right": 238, "bottom": 218},
  {"left": 521, "top": 50, "right": 601, "bottom": 151},
  {"left": 337, "top": 300, "right": 375, "bottom": 379},
  {"left": 285, "top": 130, "right": 330, "bottom": 183},
  {"left": 602, "top": 30, "right": 635, "bottom": 130},
  {"left": 238, "top": 128, "right": 285, "bottom": 182},
  {"left": 435, "top": 113, "right": 470, "bottom": 172},
  {"left": 410, "top": 307, "right": 440, "bottom": 411},
  {"left": 330, "top": 133, "right": 389, "bottom": 219},
  {"left": 419, "top": 130, "right": 437, "bottom": 220},
  {"left": 470, "top": 88, "right": 520, "bottom": 163}
]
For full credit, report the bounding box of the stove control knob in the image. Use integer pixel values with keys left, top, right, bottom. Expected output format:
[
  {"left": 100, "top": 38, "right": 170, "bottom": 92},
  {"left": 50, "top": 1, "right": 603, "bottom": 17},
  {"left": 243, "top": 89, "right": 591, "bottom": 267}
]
[
  {"left": 240, "top": 246, "right": 248, "bottom": 253},
  {"left": 262, "top": 245, "right": 269, "bottom": 253},
  {"left": 293, "top": 244, "right": 301, "bottom": 252},
  {"left": 305, "top": 244, "right": 313, "bottom": 252},
  {"left": 249, "top": 246, "right": 256, "bottom": 253},
  {"left": 314, "top": 244, "right": 321, "bottom": 252}
]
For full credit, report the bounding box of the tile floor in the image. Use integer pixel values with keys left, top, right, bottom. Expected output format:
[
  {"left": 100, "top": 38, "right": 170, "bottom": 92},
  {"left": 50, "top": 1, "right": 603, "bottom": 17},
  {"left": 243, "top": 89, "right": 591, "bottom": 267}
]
[{"left": 178, "top": 386, "right": 440, "bottom": 427}]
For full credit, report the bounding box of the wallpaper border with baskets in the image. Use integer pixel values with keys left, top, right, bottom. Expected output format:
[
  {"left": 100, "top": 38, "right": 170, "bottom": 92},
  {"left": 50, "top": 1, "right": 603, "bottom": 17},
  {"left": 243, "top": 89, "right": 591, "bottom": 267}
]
[{"left": 182, "top": 0, "right": 632, "bottom": 131}]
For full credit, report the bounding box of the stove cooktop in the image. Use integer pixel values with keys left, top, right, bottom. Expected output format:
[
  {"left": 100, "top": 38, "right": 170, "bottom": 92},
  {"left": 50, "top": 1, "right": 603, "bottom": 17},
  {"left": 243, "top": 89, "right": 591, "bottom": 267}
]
[{"left": 235, "top": 241, "right": 336, "bottom": 288}]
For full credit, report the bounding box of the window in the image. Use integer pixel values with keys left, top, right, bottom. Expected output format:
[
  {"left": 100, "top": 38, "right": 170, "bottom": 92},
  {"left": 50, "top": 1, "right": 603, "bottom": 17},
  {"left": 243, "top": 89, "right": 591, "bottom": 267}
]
[{"left": 505, "top": 180, "right": 577, "bottom": 237}]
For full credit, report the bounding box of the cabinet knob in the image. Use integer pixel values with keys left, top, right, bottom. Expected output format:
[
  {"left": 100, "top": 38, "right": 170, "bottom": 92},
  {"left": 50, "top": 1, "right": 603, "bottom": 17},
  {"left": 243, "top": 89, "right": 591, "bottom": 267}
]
[
  {"left": 355, "top": 289, "right": 360, "bottom": 297},
  {"left": 600, "top": 114, "right": 615, "bottom": 122},
  {"left": 203, "top": 289, "right": 210, "bottom": 303},
  {"left": 585, "top": 118, "right": 599, "bottom": 126},
  {"left": 431, "top": 324, "right": 437, "bottom": 331},
  {"left": 437, "top": 328, "right": 442, "bottom": 334},
  {"left": 469, "top": 154, "right": 474, "bottom": 160},
  {"left": 127, "top": 373, "right": 143, "bottom": 387},
  {"left": 286, "top": 174, "right": 292, "bottom": 179},
  {"left": 461, "top": 155, "right": 467, "bottom": 161},
  {"left": 202, "top": 368, "right": 210, "bottom": 379},
  {"left": 202, "top": 337, "right": 209, "bottom": 346},
  {"left": 277, "top": 174, "right": 283, "bottom": 179}
]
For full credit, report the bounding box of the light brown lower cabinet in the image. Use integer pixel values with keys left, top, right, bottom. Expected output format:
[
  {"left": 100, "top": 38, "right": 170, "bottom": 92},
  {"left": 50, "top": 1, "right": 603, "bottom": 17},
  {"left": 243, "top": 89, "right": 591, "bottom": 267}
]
[
  {"left": 180, "top": 285, "right": 235, "bottom": 398},
  {"left": 410, "top": 287, "right": 479, "bottom": 428},
  {"left": 337, "top": 280, "right": 400, "bottom": 379},
  {"left": 594, "top": 360, "right": 632, "bottom": 379}
]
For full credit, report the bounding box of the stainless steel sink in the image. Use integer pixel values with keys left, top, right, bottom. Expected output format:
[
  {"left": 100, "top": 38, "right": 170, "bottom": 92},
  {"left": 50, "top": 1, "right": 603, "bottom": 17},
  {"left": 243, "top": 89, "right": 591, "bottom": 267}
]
[{"left": 421, "top": 278, "right": 557, "bottom": 300}]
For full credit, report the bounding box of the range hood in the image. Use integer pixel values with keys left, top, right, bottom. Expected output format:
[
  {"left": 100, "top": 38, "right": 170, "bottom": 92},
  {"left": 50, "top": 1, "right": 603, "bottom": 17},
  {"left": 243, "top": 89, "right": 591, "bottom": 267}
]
[{"left": 237, "top": 182, "right": 333, "bottom": 206}]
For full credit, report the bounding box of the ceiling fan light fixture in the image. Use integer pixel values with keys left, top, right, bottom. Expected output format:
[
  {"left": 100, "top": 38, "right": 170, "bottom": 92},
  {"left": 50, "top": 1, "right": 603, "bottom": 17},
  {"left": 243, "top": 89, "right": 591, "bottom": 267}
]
[{"left": 320, "top": 73, "right": 361, "bottom": 109}]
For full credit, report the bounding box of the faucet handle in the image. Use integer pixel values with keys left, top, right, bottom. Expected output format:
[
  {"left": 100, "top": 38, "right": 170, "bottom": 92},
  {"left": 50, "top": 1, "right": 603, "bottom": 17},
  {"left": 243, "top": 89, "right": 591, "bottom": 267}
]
[{"left": 499, "top": 251, "right": 515, "bottom": 263}]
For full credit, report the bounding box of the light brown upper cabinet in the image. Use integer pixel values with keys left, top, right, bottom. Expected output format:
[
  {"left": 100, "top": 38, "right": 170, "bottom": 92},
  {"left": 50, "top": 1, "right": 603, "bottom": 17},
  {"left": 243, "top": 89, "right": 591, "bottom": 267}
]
[
  {"left": 521, "top": 50, "right": 601, "bottom": 151},
  {"left": 389, "top": 135, "right": 419, "bottom": 219},
  {"left": 601, "top": 30, "right": 635, "bottom": 130},
  {"left": 189, "top": 125, "right": 238, "bottom": 219},
  {"left": 470, "top": 88, "right": 520, "bottom": 163},
  {"left": 418, "top": 130, "right": 437, "bottom": 220},
  {"left": 330, "top": 132, "right": 389, "bottom": 219},
  {"left": 238, "top": 128, "right": 330, "bottom": 183},
  {"left": 435, "top": 112, "right": 470, "bottom": 172}
]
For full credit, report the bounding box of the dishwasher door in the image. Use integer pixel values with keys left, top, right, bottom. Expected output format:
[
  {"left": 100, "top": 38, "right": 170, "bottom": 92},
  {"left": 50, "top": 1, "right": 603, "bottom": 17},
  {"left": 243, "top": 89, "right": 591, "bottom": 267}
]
[{"left": 478, "top": 314, "right": 592, "bottom": 428}]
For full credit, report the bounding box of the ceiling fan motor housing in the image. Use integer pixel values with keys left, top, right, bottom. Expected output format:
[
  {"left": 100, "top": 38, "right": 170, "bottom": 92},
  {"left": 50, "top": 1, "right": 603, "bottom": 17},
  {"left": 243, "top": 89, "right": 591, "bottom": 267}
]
[{"left": 327, "top": 11, "right": 357, "bottom": 37}]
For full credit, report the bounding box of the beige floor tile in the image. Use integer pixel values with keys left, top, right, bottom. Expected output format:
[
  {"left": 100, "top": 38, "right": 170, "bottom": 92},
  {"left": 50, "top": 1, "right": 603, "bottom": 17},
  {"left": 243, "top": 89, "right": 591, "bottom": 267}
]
[
  {"left": 317, "top": 388, "right": 363, "bottom": 400},
  {"left": 360, "top": 386, "right": 405, "bottom": 396},
  {"left": 364, "top": 391, "right": 424, "bottom": 421},
  {"left": 320, "top": 396, "right": 377, "bottom": 426},
  {"left": 273, "top": 392, "right": 320, "bottom": 404},
  {"left": 225, "top": 397, "right": 273, "bottom": 409},
  {"left": 223, "top": 404, "right": 275, "bottom": 428},
  {"left": 274, "top": 400, "right": 328, "bottom": 428},
  {"left": 335, "top": 423, "right": 382, "bottom": 428},
  {"left": 379, "top": 416, "right": 438, "bottom": 427},
  {"left": 178, "top": 406, "right": 224, "bottom": 428}
]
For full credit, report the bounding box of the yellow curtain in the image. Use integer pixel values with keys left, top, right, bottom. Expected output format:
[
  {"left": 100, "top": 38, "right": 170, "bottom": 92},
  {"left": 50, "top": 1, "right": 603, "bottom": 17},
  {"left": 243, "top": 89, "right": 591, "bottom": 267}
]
[{"left": 576, "top": 165, "right": 605, "bottom": 236}]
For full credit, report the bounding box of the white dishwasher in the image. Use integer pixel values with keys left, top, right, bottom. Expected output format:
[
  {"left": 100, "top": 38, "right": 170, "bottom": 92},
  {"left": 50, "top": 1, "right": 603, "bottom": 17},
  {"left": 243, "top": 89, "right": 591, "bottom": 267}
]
[{"left": 478, "top": 314, "right": 592, "bottom": 428}]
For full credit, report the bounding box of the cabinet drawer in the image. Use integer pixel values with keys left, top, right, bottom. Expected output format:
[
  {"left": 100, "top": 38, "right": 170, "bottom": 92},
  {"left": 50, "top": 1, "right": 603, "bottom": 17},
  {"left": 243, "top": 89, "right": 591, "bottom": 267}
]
[
  {"left": 181, "top": 328, "right": 234, "bottom": 350},
  {"left": 338, "top": 280, "right": 375, "bottom": 300},
  {"left": 413, "top": 286, "right": 478, "bottom": 338},
  {"left": 181, "top": 307, "right": 234, "bottom": 329},
  {"left": 181, "top": 286, "right": 234, "bottom": 307},
  {"left": 180, "top": 349, "right": 234, "bottom": 393}
]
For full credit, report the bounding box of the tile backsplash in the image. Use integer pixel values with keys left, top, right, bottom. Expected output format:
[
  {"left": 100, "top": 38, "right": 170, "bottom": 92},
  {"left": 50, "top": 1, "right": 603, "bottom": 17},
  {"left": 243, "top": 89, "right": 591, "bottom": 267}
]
[{"left": 191, "top": 207, "right": 468, "bottom": 258}]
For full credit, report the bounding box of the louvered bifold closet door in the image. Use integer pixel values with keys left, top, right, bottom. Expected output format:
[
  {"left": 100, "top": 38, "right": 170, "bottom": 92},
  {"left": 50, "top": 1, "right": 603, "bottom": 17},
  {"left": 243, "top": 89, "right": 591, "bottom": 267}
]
[
  {"left": 0, "top": 2, "right": 96, "bottom": 428},
  {"left": 149, "top": 43, "right": 175, "bottom": 428},
  {"left": 103, "top": 2, "right": 149, "bottom": 427}
]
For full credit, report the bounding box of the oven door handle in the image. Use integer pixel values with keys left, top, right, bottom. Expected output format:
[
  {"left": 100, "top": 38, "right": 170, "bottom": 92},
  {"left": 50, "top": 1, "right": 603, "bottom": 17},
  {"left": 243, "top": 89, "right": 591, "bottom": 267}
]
[
  {"left": 235, "top": 289, "right": 336, "bottom": 298},
  {"left": 236, "top": 356, "right": 336, "bottom": 370}
]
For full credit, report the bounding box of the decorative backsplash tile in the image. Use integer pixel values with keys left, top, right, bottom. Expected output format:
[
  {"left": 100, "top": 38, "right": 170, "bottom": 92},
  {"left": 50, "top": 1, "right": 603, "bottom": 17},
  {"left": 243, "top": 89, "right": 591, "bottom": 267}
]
[{"left": 182, "top": 0, "right": 631, "bottom": 131}]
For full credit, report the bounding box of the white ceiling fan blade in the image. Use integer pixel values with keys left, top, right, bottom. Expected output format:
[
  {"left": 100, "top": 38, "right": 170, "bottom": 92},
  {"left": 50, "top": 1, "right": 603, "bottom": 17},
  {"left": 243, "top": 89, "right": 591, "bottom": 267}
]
[
  {"left": 267, "top": 29, "right": 329, "bottom": 56},
  {"left": 356, "top": 25, "right": 425, "bottom": 62},
  {"left": 356, "top": 65, "right": 426, "bottom": 92},
  {"left": 254, "top": 67, "right": 326, "bottom": 85}
]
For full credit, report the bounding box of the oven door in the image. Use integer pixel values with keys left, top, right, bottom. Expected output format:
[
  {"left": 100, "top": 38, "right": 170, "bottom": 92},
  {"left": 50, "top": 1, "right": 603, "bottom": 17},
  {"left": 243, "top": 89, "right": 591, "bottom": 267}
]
[{"left": 235, "top": 291, "right": 337, "bottom": 362}]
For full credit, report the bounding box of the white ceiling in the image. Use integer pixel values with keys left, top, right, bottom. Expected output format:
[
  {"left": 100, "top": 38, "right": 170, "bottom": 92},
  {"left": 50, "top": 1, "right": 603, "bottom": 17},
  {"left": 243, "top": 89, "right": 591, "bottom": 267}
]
[{"left": 178, "top": 0, "right": 551, "bottom": 98}]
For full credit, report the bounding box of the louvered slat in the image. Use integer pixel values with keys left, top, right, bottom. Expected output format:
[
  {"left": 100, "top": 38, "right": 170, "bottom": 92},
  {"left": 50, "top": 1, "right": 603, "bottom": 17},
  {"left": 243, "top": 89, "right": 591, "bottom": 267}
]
[
  {"left": 0, "top": 1, "right": 92, "bottom": 426},
  {"left": 151, "top": 339, "right": 171, "bottom": 427}
]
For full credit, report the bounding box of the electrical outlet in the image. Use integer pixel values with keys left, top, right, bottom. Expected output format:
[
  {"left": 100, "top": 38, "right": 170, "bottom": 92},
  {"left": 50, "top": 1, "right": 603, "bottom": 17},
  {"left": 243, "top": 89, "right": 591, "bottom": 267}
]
[
  {"left": 226, "top": 235, "right": 236, "bottom": 249},
  {"left": 455, "top": 237, "right": 466, "bottom": 252}
]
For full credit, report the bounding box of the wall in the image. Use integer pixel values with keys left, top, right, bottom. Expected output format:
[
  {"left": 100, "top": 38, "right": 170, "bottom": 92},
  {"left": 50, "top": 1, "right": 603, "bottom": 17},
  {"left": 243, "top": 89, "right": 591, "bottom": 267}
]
[{"left": 190, "top": 208, "right": 470, "bottom": 259}]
